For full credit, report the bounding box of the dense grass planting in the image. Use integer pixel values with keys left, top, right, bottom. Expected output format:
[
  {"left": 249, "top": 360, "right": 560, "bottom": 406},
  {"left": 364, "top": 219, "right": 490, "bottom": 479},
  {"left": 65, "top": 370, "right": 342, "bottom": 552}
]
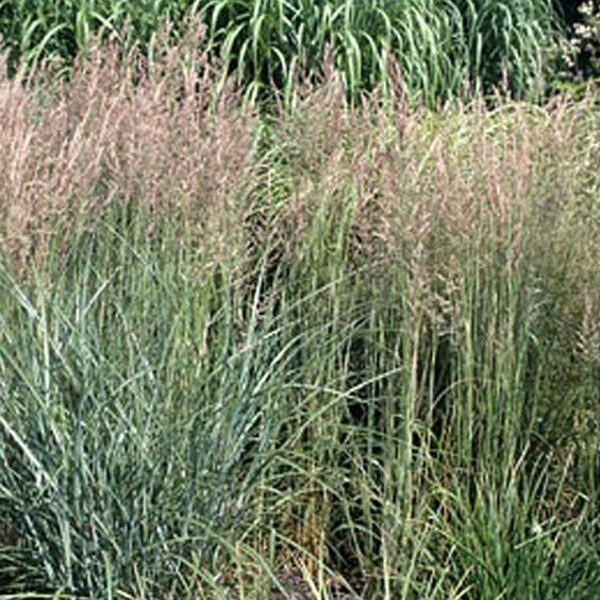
[
  {"left": 0, "top": 0, "right": 562, "bottom": 103},
  {"left": 0, "top": 41, "right": 599, "bottom": 598}
]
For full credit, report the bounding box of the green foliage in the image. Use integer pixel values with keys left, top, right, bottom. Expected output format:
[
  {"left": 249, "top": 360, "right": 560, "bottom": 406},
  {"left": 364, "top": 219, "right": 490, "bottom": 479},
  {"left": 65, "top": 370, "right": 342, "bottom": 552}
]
[
  {"left": 0, "top": 0, "right": 562, "bottom": 104},
  {"left": 0, "top": 0, "right": 196, "bottom": 74}
]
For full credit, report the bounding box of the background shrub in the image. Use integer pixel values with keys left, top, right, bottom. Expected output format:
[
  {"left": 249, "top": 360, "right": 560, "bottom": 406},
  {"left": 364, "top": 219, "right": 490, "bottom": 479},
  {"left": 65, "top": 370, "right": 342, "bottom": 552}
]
[{"left": 1, "top": 0, "right": 562, "bottom": 104}]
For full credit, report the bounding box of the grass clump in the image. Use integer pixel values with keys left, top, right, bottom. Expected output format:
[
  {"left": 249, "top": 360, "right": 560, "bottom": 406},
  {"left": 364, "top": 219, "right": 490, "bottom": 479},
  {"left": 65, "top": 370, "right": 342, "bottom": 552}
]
[{"left": 0, "top": 42, "right": 599, "bottom": 598}]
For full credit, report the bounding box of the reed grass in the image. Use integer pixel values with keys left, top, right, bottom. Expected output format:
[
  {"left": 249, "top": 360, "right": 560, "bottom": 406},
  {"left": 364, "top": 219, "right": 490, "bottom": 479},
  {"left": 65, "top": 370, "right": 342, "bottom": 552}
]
[{"left": 0, "top": 43, "right": 599, "bottom": 598}]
